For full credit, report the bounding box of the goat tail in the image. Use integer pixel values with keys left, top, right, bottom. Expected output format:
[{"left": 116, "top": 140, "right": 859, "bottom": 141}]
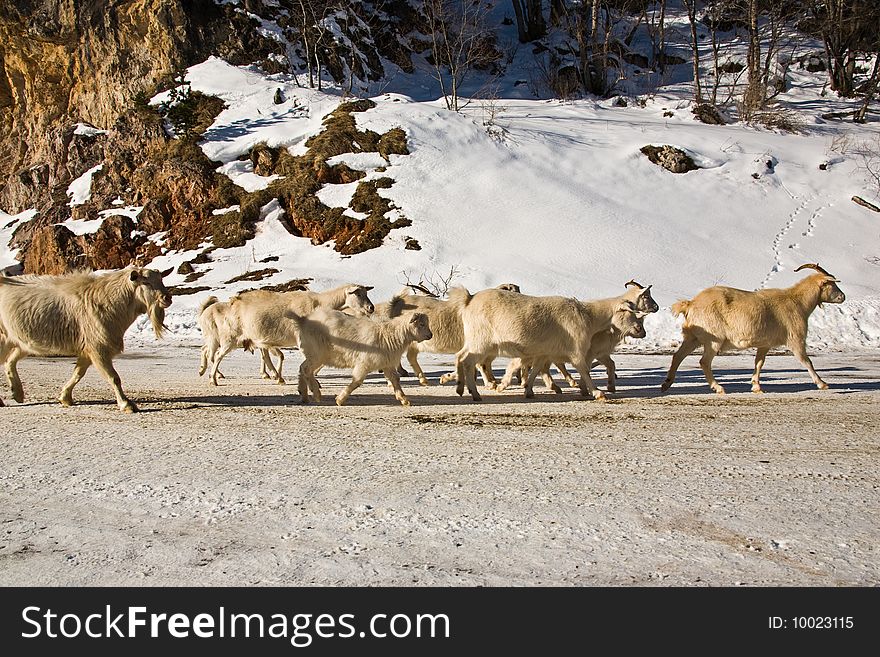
[
  {"left": 670, "top": 299, "right": 691, "bottom": 318},
  {"left": 199, "top": 295, "right": 219, "bottom": 315},
  {"left": 446, "top": 286, "right": 472, "bottom": 310}
]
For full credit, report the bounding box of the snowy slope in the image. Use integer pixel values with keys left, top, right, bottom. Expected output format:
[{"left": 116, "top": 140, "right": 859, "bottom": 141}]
[{"left": 5, "top": 7, "right": 880, "bottom": 352}]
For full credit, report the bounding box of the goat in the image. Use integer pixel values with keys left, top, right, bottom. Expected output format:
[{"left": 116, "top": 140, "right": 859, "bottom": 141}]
[
  {"left": 505, "top": 280, "right": 659, "bottom": 392},
  {"left": 450, "top": 287, "right": 646, "bottom": 401},
  {"left": 295, "top": 309, "right": 433, "bottom": 406},
  {"left": 661, "top": 263, "right": 845, "bottom": 394},
  {"left": 382, "top": 283, "right": 522, "bottom": 387},
  {"left": 0, "top": 267, "right": 172, "bottom": 412},
  {"left": 198, "top": 297, "right": 287, "bottom": 382},
  {"left": 203, "top": 283, "right": 374, "bottom": 386}
]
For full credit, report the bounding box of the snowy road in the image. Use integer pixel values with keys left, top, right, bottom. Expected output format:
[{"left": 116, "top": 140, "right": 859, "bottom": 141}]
[{"left": 1, "top": 347, "right": 878, "bottom": 586}]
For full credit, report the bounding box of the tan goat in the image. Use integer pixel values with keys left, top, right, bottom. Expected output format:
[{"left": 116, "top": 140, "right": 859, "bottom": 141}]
[
  {"left": 504, "top": 280, "right": 659, "bottom": 392},
  {"left": 451, "top": 287, "right": 645, "bottom": 401},
  {"left": 661, "top": 263, "right": 845, "bottom": 394}
]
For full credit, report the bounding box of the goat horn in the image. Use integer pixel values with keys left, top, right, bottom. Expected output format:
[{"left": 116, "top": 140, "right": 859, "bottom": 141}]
[
  {"left": 625, "top": 279, "right": 643, "bottom": 289},
  {"left": 407, "top": 282, "right": 438, "bottom": 298},
  {"left": 794, "top": 263, "right": 833, "bottom": 277}
]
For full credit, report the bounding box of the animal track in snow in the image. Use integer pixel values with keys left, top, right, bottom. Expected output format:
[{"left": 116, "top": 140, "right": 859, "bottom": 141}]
[
  {"left": 761, "top": 195, "right": 814, "bottom": 288},
  {"left": 802, "top": 202, "right": 831, "bottom": 237}
]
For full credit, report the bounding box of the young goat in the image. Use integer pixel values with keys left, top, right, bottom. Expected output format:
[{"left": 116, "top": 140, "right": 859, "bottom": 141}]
[{"left": 296, "top": 309, "right": 433, "bottom": 406}]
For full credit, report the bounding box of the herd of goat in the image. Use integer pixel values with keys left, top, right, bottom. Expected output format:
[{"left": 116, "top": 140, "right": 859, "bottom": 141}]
[{"left": 0, "top": 262, "right": 845, "bottom": 411}]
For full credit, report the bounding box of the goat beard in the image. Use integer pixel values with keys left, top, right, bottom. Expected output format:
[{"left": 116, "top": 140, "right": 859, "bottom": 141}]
[{"left": 148, "top": 302, "right": 167, "bottom": 339}]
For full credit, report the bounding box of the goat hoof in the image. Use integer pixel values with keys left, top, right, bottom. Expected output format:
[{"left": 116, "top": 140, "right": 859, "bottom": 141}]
[
  {"left": 817, "top": 382, "right": 829, "bottom": 390},
  {"left": 276, "top": 378, "right": 286, "bottom": 385},
  {"left": 261, "top": 373, "right": 271, "bottom": 380},
  {"left": 660, "top": 380, "right": 672, "bottom": 391},
  {"left": 58, "top": 397, "right": 73, "bottom": 407},
  {"left": 714, "top": 387, "right": 726, "bottom": 395},
  {"left": 418, "top": 378, "right": 429, "bottom": 387},
  {"left": 593, "top": 392, "right": 606, "bottom": 401},
  {"left": 751, "top": 387, "right": 763, "bottom": 394},
  {"left": 122, "top": 402, "right": 139, "bottom": 413},
  {"left": 399, "top": 399, "right": 411, "bottom": 407},
  {"left": 524, "top": 389, "right": 534, "bottom": 399},
  {"left": 300, "top": 398, "right": 309, "bottom": 405},
  {"left": 607, "top": 386, "right": 616, "bottom": 393},
  {"left": 335, "top": 396, "right": 347, "bottom": 407}
]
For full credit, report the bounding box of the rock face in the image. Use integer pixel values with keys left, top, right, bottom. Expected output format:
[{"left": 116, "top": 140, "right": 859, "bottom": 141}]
[
  {"left": 0, "top": 0, "right": 278, "bottom": 214},
  {"left": 0, "top": 1, "right": 420, "bottom": 273},
  {"left": 640, "top": 145, "right": 699, "bottom": 174}
]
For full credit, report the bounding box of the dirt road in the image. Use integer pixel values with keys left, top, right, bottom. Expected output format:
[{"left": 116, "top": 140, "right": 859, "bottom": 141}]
[{"left": 1, "top": 347, "right": 878, "bottom": 586}]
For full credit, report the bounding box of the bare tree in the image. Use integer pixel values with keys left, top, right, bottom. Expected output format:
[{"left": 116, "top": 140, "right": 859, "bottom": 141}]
[
  {"left": 682, "top": 0, "right": 703, "bottom": 103},
  {"left": 806, "top": 0, "right": 879, "bottom": 98},
  {"left": 511, "top": 0, "right": 547, "bottom": 42},
  {"left": 424, "top": 0, "right": 497, "bottom": 111},
  {"left": 284, "top": 0, "right": 352, "bottom": 90},
  {"left": 855, "top": 55, "right": 880, "bottom": 123}
]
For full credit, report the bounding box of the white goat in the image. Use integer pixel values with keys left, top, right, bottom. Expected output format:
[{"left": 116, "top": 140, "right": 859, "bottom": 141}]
[
  {"left": 0, "top": 267, "right": 172, "bottom": 412},
  {"left": 296, "top": 309, "right": 433, "bottom": 406},
  {"left": 203, "top": 283, "right": 374, "bottom": 386},
  {"left": 382, "top": 284, "right": 522, "bottom": 387},
  {"left": 198, "top": 297, "right": 286, "bottom": 382},
  {"left": 661, "top": 263, "right": 846, "bottom": 394},
  {"left": 505, "top": 280, "right": 659, "bottom": 392},
  {"left": 451, "top": 287, "right": 645, "bottom": 401}
]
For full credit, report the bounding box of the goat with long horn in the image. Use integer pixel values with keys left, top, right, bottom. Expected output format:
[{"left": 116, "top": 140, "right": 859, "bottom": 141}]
[{"left": 662, "top": 263, "right": 846, "bottom": 394}]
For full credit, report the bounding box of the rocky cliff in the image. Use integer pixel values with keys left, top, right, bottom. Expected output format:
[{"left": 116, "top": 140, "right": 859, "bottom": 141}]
[{"left": 0, "top": 0, "right": 416, "bottom": 274}]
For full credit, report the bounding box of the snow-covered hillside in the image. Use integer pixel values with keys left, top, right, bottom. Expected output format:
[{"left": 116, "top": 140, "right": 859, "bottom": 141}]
[{"left": 4, "top": 2, "right": 880, "bottom": 352}]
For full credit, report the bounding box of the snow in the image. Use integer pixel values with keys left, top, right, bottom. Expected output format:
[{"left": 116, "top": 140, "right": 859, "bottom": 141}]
[
  {"left": 0, "top": 208, "right": 37, "bottom": 271},
  {"left": 4, "top": 10, "right": 880, "bottom": 354},
  {"left": 57, "top": 204, "right": 143, "bottom": 236},
  {"left": 99, "top": 205, "right": 143, "bottom": 221},
  {"left": 73, "top": 122, "right": 107, "bottom": 137},
  {"left": 66, "top": 163, "right": 103, "bottom": 206},
  {"left": 59, "top": 217, "right": 105, "bottom": 236},
  {"left": 138, "top": 60, "right": 880, "bottom": 353}
]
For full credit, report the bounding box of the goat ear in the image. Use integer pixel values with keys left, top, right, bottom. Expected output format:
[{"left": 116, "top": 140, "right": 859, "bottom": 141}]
[
  {"left": 130, "top": 270, "right": 140, "bottom": 282},
  {"left": 363, "top": 285, "right": 374, "bottom": 291},
  {"left": 160, "top": 267, "right": 173, "bottom": 278},
  {"left": 641, "top": 285, "right": 652, "bottom": 293}
]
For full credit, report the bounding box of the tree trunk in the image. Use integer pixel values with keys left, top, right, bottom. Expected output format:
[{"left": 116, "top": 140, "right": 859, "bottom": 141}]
[
  {"left": 511, "top": 0, "right": 546, "bottom": 43},
  {"left": 657, "top": 0, "right": 666, "bottom": 73},
  {"left": 855, "top": 55, "right": 880, "bottom": 123},
  {"left": 684, "top": 0, "right": 702, "bottom": 103}
]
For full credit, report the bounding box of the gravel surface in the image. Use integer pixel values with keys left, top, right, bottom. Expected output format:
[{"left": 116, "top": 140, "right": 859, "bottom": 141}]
[{"left": 1, "top": 347, "right": 878, "bottom": 586}]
